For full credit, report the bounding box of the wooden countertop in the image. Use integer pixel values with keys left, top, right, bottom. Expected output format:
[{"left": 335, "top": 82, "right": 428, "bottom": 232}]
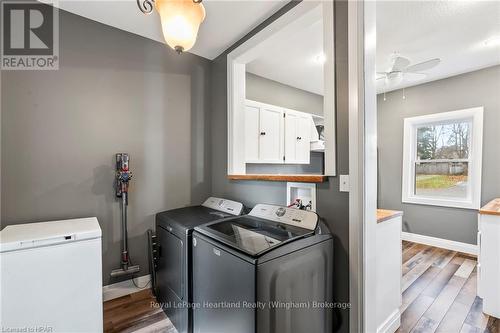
[
  {"left": 227, "top": 174, "right": 327, "bottom": 183},
  {"left": 479, "top": 198, "right": 500, "bottom": 216},
  {"left": 377, "top": 209, "right": 403, "bottom": 223}
]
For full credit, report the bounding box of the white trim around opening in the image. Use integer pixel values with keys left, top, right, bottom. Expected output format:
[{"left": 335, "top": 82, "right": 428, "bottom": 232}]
[{"left": 401, "top": 107, "right": 484, "bottom": 210}]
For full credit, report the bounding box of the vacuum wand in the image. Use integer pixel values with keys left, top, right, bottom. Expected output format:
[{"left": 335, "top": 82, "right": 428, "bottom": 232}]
[
  {"left": 121, "top": 193, "right": 129, "bottom": 270},
  {"left": 111, "top": 153, "right": 140, "bottom": 278}
]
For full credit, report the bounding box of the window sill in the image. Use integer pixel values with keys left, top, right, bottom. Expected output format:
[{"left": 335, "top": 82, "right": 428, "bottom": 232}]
[{"left": 402, "top": 196, "right": 479, "bottom": 210}]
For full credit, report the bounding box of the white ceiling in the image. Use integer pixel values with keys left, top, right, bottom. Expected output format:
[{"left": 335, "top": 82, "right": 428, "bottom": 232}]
[
  {"left": 49, "top": 1, "right": 500, "bottom": 94},
  {"left": 243, "top": 0, "right": 500, "bottom": 96},
  {"left": 49, "top": 0, "right": 287, "bottom": 60},
  {"left": 246, "top": 10, "right": 324, "bottom": 96},
  {"left": 377, "top": 1, "right": 500, "bottom": 93}
]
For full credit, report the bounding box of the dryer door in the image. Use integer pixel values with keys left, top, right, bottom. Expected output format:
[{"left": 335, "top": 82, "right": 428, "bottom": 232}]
[{"left": 157, "top": 226, "right": 184, "bottom": 299}]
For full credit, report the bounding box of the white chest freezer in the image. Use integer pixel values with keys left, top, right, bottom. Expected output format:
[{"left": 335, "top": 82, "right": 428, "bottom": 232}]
[{"left": 0, "top": 217, "right": 103, "bottom": 333}]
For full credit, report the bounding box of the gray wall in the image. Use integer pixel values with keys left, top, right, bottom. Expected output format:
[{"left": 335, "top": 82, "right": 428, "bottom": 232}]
[
  {"left": 378, "top": 65, "right": 500, "bottom": 244},
  {"left": 1, "top": 8, "right": 212, "bottom": 285},
  {"left": 210, "top": 1, "right": 350, "bottom": 332},
  {"left": 246, "top": 72, "right": 324, "bottom": 115},
  {"left": 246, "top": 152, "right": 324, "bottom": 175}
]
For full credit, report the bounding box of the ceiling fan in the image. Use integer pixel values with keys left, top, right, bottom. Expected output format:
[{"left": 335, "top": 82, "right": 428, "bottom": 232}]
[{"left": 377, "top": 54, "right": 441, "bottom": 86}]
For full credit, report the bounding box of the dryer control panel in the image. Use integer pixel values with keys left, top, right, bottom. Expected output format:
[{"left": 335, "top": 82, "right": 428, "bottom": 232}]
[
  {"left": 202, "top": 197, "right": 244, "bottom": 216},
  {"left": 249, "top": 204, "right": 318, "bottom": 230}
]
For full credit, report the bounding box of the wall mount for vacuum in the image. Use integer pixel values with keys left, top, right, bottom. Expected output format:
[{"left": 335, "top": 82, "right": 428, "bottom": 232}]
[{"left": 110, "top": 153, "right": 140, "bottom": 278}]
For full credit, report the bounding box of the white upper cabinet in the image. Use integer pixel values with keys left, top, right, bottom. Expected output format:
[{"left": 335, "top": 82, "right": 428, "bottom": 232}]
[
  {"left": 284, "top": 110, "right": 299, "bottom": 163},
  {"left": 244, "top": 100, "right": 284, "bottom": 164},
  {"left": 284, "top": 109, "right": 312, "bottom": 164},
  {"left": 244, "top": 105, "right": 260, "bottom": 162},
  {"left": 259, "top": 105, "right": 284, "bottom": 162},
  {"left": 296, "top": 112, "right": 312, "bottom": 163},
  {"left": 245, "top": 100, "right": 314, "bottom": 165}
]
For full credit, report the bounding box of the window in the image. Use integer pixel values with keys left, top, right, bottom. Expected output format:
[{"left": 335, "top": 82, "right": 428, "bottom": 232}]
[{"left": 402, "top": 107, "right": 483, "bottom": 209}]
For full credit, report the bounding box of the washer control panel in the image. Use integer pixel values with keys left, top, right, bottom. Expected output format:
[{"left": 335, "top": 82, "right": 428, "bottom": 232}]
[
  {"left": 202, "top": 197, "right": 243, "bottom": 216},
  {"left": 249, "top": 204, "right": 318, "bottom": 230}
]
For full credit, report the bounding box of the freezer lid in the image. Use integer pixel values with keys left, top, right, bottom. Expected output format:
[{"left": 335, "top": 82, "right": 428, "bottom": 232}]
[{"left": 0, "top": 217, "right": 101, "bottom": 253}]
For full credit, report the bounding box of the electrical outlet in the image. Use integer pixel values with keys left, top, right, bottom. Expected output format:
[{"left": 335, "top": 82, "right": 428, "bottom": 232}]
[{"left": 339, "top": 175, "right": 350, "bottom": 192}]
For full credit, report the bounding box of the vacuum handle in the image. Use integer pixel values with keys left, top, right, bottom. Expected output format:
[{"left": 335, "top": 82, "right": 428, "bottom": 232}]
[{"left": 116, "top": 153, "right": 132, "bottom": 198}]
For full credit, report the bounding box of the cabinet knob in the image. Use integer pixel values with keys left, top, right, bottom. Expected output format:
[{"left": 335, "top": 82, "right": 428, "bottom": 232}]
[
  {"left": 297, "top": 136, "right": 302, "bottom": 140},
  {"left": 260, "top": 132, "right": 266, "bottom": 135}
]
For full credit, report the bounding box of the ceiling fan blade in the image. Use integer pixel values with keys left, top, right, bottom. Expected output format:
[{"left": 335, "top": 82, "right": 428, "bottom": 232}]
[
  {"left": 391, "top": 56, "right": 410, "bottom": 72},
  {"left": 406, "top": 58, "right": 440, "bottom": 73}
]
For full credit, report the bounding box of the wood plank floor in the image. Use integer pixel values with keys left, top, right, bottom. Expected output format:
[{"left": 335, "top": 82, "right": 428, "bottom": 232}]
[
  {"left": 103, "top": 241, "right": 499, "bottom": 333},
  {"left": 399, "top": 241, "right": 499, "bottom": 333},
  {"left": 103, "top": 289, "right": 177, "bottom": 333}
]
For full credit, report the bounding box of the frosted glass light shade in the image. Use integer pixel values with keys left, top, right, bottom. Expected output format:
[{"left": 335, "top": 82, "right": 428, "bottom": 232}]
[{"left": 155, "top": 0, "right": 206, "bottom": 53}]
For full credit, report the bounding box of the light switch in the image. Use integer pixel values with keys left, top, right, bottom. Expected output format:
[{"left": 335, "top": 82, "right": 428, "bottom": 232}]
[{"left": 339, "top": 175, "right": 350, "bottom": 192}]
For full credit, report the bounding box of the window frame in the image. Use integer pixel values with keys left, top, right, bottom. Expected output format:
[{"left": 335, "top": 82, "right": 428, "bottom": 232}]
[{"left": 402, "top": 107, "right": 484, "bottom": 209}]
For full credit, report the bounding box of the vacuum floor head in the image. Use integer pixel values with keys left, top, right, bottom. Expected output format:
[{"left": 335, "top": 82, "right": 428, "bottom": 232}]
[{"left": 110, "top": 265, "right": 140, "bottom": 278}]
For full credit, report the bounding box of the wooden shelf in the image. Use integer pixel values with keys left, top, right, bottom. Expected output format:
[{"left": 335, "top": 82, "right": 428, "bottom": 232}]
[{"left": 227, "top": 174, "right": 327, "bottom": 183}]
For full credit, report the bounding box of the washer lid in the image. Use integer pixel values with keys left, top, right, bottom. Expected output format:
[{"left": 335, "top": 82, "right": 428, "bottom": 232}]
[
  {"left": 0, "top": 217, "right": 101, "bottom": 253},
  {"left": 198, "top": 214, "right": 314, "bottom": 257}
]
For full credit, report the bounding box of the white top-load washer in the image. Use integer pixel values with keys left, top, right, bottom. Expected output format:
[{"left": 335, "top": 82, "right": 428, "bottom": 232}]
[{"left": 0, "top": 217, "right": 103, "bottom": 333}]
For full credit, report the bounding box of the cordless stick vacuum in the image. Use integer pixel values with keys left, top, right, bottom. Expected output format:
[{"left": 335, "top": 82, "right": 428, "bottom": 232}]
[{"left": 110, "top": 153, "right": 140, "bottom": 278}]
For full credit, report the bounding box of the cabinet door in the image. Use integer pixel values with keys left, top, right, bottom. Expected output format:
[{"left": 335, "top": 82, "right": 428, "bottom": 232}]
[
  {"left": 480, "top": 214, "right": 500, "bottom": 318},
  {"left": 284, "top": 111, "right": 300, "bottom": 163},
  {"left": 259, "top": 106, "right": 284, "bottom": 162},
  {"left": 244, "top": 105, "right": 260, "bottom": 162},
  {"left": 296, "top": 114, "right": 312, "bottom": 164}
]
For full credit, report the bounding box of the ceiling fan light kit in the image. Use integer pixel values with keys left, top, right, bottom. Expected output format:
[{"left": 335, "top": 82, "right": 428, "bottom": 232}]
[{"left": 137, "top": 0, "right": 206, "bottom": 54}]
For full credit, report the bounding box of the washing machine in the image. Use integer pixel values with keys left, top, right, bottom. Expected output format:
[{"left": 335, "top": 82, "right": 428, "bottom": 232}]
[
  {"left": 155, "top": 197, "right": 244, "bottom": 333},
  {"left": 192, "top": 204, "right": 333, "bottom": 333}
]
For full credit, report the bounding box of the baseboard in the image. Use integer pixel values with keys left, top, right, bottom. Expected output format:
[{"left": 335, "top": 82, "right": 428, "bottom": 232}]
[
  {"left": 402, "top": 232, "right": 478, "bottom": 256},
  {"left": 377, "top": 309, "right": 401, "bottom": 333},
  {"left": 102, "top": 274, "right": 151, "bottom": 301}
]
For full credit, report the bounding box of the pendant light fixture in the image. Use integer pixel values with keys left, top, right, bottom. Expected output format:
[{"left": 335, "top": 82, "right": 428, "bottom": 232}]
[{"left": 137, "top": 0, "right": 206, "bottom": 54}]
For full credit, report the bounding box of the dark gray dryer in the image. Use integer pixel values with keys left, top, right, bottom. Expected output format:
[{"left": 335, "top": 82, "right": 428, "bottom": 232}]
[
  {"left": 192, "top": 204, "right": 334, "bottom": 333},
  {"left": 155, "top": 197, "right": 243, "bottom": 333}
]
